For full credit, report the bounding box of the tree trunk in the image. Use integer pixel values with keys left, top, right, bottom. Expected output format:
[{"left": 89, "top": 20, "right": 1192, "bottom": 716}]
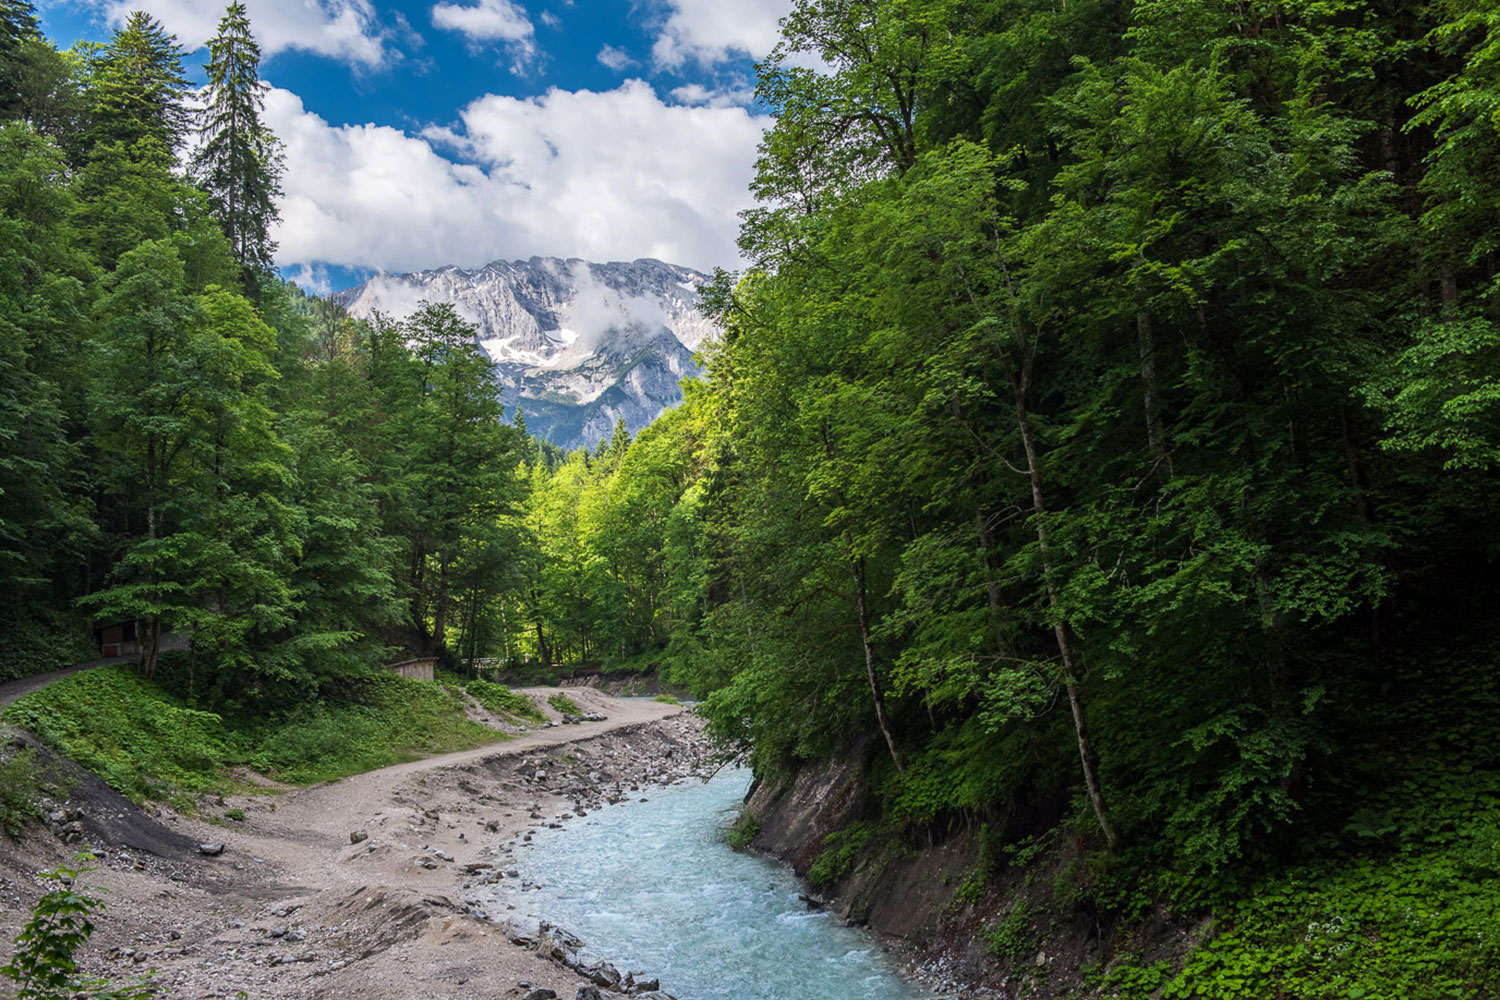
[
  {"left": 1012, "top": 366, "right": 1119, "bottom": 852},
  {"left": 535, "top": 620, "right": 550, "bottom": 671},
  {"left": 1137, "top": 310, "right": 1168, "bottom": 468},
  {"left": 432, "top": 549, "right": 451, "bottom": 652},
  {"left": 141, "top": 503, "right": 161, "bottom": 680},
  {"left": 850, "top": 551, "right": 904, "bottom": 773}
]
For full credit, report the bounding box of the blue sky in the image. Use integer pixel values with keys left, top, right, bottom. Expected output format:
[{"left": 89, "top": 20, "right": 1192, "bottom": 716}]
[{"left": 37, "top": 0, "right": 788, "bottom": 290}]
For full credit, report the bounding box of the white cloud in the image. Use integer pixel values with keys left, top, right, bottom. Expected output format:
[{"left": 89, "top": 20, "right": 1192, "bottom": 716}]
[
  {"left": 431, "top": 0, "right": 535, "bottom": 70},
  {"left": 669, "top": 82, "right": 757, "bottom": 109},
  {"left": 431, "top": 0, "right": 532, "bottom": 42},
  {"left": 91, "top": 0, "right": 392, "bottom": 69},
  {"left": 596, "top": 43, "right": 635, "bottom": 71},
  {"left": 265, "top": 81, "right": 768, "bottom": 274},
  {"left": 286, "top": 263, "right": 336, "bottom": 296},
  {"left": 651, "top": 0, "right": 790, "bottom": 69}
]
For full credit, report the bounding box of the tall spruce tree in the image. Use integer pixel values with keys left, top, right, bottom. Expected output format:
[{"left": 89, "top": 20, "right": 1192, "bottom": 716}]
[
  {"left": 192, "top": 2, "right": 282, "bottom": 288},
  {"left": 87, "top": 11, "right": 190, "bottom": 154}
]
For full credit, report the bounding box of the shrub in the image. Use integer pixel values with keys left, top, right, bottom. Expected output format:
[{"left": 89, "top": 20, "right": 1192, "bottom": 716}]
[
  {"left": 807, "top": 821, "right": 875, "bottom": 888},
  {"left": 0, "top": 743, "right": 44, "bottom": 837},
  {"left": 465, "top": 679, "right": 545, "bottom": 722},
  {"left": 548, "top": 692, "right": 582, "bottom": 715},
  {"left": 726, "top": 810, "right": 760, "bottom": 851},
  {"left": 1, "top": 862, "right": 155, "bottom": 999}
]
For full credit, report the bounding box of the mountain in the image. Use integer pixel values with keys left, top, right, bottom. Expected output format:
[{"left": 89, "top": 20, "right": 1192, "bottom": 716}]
[{"left": 334, "top": 257, "right": 719, "bottom": 451}]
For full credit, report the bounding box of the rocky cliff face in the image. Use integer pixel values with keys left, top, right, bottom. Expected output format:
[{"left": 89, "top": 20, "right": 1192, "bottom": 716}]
[
  {"left": 744, "top": 755, "right": 985, "bottom": 946},
  {"left": 741, "top": 755, "right": 1168, "bottom": 998},
  {"left": 334, "top": 257, "right": 718, "bottom": 451}
]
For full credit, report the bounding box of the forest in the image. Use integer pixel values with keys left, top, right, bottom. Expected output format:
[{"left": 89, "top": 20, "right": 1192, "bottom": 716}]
[{"left": 4, "top": 0, "right": 1500, "bottom": 995}]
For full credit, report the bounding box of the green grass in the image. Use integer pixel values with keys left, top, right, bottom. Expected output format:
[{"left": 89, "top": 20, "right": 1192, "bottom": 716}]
[
  {"left": 1, "top": 666, "right": 505, "bottom": 804},
  {"left": 464, "top": 679, "right": 545, "bottom": 722},
  {"left": 548, "top": 692, "right": 582, "bottom": 715},
  {"left": 653, "top": 693, "right": 682, "bottom": 705}
]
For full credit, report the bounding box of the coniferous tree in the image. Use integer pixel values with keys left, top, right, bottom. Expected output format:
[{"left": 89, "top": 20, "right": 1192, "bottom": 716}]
[
  {"left": 87, "top": 12, "right": 190, "bottom": 155},
  {"left": 192, "top": 2, "right": 283, "bottom": 289},
  {"left": 0, "top": 0, "right": 39, "bottom": 105}
]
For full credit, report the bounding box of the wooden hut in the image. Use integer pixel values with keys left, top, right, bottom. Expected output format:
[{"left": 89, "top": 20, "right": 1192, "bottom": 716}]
[{"left": 387, "top": 657, "right": 437, "bottom": 682}]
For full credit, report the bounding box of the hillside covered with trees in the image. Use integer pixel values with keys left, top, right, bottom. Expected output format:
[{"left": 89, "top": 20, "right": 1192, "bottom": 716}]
[{"left": 5, "top": 0, "right": 1500, "bottom": 995}]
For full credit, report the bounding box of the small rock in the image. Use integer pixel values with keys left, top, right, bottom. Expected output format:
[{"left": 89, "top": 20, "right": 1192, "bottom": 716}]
[
  {"left": 197, "top": 843, "right": 225, "bottom": 856},
  {"left": 576, "top": 987, "right": 602, "bottom": 1000},
  {"left": 523, "top": 990, "right": 558, "bottom": 1000},
  {"left": 350, "top": 830, "right": 369, "bottom": 844}
]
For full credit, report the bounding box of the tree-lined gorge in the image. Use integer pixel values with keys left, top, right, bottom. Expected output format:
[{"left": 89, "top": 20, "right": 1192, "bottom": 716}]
[{"left": 5, "top": 0, "right": 1500, "bottom": 993}]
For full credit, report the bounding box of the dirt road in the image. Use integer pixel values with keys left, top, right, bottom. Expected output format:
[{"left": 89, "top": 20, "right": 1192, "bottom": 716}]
[{"left": 0, "top": 687, "right": 711, "bottom": 1000}]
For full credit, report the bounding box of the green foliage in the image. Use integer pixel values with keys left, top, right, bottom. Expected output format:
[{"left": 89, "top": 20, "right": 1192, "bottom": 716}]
[
  {"left": 465, "top": 679, "right": 544, "bottom": 722},
  {"left": 547, "top": 692, "right": 581, "bottom": 715},
  {"left": 85, "top": 11, "right": 190, "bottom": 154},
  {"left": 985, "top": 901, "right": 1037, "bottom": 963},
  {"left": 1, "top": 666, "right": 502, "bottom": 800},
  {"left": 726, "top": 810, "right": 759, "bottom": 852},
  {"left": 0, "top": 741, "right": 43, "bottom": 836},
  {"left": 3, "top": 666, "right": 230, "bottom": 804},
  {"left": 237, "top": 674, "right": 499, "bottom": 784},
  {"left": 1, "top": 862, "right": 156, "bottom": 999},
  {"left": 807, "top": 821, "right": 875, "bottom": 888},
  {"left": 192, "top": 1, "right": 282, "bottom": 284},
  {"left": 652, "top": 693, "right": 682, "bottom": 705}
]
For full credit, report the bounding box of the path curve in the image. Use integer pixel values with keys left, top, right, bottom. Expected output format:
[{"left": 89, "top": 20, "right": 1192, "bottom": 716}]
[{"left": 0, "top": 654, "right": 136, "bottom": 708}]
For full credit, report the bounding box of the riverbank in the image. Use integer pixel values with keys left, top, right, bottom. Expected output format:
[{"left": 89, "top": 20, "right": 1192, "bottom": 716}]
[{"left": 0, "top": 689, "right": 712, "bottom": 999}]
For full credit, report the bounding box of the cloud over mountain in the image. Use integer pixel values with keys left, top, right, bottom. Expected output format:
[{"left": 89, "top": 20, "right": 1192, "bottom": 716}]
[{"left": 266, "top": 81, "right": 768, "bottom": 274}]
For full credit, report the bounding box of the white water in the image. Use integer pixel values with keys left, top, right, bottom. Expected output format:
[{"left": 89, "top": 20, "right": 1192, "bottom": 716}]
[{"left": 492, "top": 767, "right": 927, "bottom": 1000}]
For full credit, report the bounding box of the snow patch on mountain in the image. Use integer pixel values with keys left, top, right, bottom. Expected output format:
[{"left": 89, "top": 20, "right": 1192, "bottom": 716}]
[{"left": 335, "top": 256, "right": 720, "bottom": 450}]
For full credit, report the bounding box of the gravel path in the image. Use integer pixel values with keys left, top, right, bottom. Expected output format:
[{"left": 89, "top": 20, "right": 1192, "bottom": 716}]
[{"left": 0, "top": 687, "right": 712, "bottom": 1000}]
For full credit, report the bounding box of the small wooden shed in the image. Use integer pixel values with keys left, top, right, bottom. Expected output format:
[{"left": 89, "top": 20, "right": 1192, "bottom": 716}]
[
  {"left": 95, "top": 621, "right": 139, "bottom": 658},
  {"left": 387, "top": 657, "right": 437, "bottom": 682}
]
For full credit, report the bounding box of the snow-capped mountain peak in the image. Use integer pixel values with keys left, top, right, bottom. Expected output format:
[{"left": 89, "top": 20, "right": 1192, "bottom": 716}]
[{"left": 335, "top": 256, "right": 720, "bottom": 450}]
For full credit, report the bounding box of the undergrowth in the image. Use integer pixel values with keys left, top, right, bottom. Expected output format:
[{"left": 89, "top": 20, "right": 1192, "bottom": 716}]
[
  {"left": 1, "top": 666, "right": 503, "bottom": 804},
  {"left": 463, "top": 678, "right": 545, "bottom": 722},
  {"left": 808, "top": 820, "right": 875, "bottom": 888},
  {"left": 0, "top": 739, "right": 45, "bottom": 837},
  {"left": 726, "top": 810, "right": 759, "bottom": 851},
  {"left": 548, "top": 692, "right": 582, "bottom": 715},
  {"left": 1098, "top": 770, "right": 1500, "bottom": 1000}
]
